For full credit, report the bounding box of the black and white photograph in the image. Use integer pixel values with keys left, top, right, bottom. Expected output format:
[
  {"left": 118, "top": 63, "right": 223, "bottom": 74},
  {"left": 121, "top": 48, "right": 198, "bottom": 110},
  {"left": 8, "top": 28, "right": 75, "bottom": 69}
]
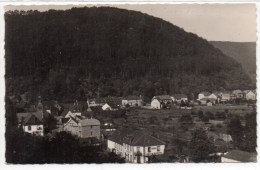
[{"left": 2, "top": 3, "right": 257, "bottom": 164}]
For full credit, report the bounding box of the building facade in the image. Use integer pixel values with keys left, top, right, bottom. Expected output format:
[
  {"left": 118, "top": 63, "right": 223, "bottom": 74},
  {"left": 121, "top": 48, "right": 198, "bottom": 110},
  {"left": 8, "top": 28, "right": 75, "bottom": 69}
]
[{"left": 107, "top": 129, "right": 165, "bottom": 163}]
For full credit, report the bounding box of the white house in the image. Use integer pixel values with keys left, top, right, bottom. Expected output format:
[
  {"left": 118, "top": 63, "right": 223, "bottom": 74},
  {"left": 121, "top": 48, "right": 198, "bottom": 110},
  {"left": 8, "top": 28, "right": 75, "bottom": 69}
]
[
  {"left": 122, "top": 96, "right": 143, "bottom": 107},
  {"left": 198, "top": 91, "right": 211, "bottom": 100},
  {"left": 107, "top": 129, "right": 165, "bottom": 163},
  {"left": 243, "top": 90, "right": 256, "bottom": 101},
  {"left": 102, "top": 101, "right": 119, "bottom": 111},
  {"left": 151, "top": 95, "right": 172, "bottom": 109},
  {"left": 208, "top": 93, "right": 218, "bottom": 100},
  {"left": 220, "top": 93, "right": 231, "bottom": 102},
  {"left": 198, "top": 92, "right": 217, "bottom": 104},
  {"left": 171, "top": 94, "right": 188, "bottom": 103}
]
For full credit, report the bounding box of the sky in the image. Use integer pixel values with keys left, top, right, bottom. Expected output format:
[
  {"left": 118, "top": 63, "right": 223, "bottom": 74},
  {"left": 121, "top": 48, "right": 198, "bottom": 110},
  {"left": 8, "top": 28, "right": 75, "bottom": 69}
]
[{"left": 4, "top": 4, "right": 257, "bottom": 42}]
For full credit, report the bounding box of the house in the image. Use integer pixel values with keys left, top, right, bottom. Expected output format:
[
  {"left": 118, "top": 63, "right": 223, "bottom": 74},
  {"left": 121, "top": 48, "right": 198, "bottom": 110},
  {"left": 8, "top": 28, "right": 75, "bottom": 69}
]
[
  {"left": 171, "top": 94, "right": 188, "bottom": 103},
  {"left": 63, "top": 117, "right": 101, "bottom": 139},
  {"left": 151, "top": 95, "right": 172, "bottom": 109},
  {"left": 16, "top": 96, "right": 50, "bottom": 136},
  {"left": 89, "top": 97, "right": 123, "bottom": 107},
  {"left": 17, "top": 112, "right": 44, "bottom": 136},
  {"left": 232, "top": 90, "right": 243, "bottom": 98},
  {"left": 220, "top": 93, "right": 231, "bottom": 102},
  {"left": 102, "top": 101, "right": 120, "bottom": 110},
  {"left": 243, "top": 90, "right": 256, "bottom": 101},
  {"left": 208, "top": 93, "right": 218, "bottom": 100},
  {"left": 198, "top": 91, "right": 217, "bottom": 105},
  {"left": 107, "top": 129, "right": 165, "bottom": 163},
  {"left": 198, "top": 91, "right": 211, "bottom": 100},
  {"left": 221, "top": 150, "right": 257, "bottom": 162},
  {"left": 122, "top": 96, "right": 143, "bottom": 107}
]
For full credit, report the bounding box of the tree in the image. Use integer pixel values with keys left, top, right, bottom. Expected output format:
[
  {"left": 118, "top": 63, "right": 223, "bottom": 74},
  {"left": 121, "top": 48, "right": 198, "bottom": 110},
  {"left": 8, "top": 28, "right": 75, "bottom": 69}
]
[
  {"left": 198, "top": 110, "right": 204, "bottom": 119},
  {"left": 243, "top": 113, "right": 256, "bottom": 152},
  {"left": 227, "top": 116, "right": 244, "bottom": 149},
  {"left": 205, "top": 111, "right": 214, "bottom": 120},
  {"left": 189, "top": 128, "right": 215, "bottom": 162},
  {"left": 179, "top": 114, "right": 193, "bottom": 123},
  {"left": 201, "top": 115, "right": 209, "bottom": 123}
]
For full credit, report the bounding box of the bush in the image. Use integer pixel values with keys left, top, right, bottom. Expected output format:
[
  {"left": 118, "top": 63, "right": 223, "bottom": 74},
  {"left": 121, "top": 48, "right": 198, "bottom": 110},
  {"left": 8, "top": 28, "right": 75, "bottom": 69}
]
[
  {"left": 216, "top": 123, "right": 223, "bottom": 129},
  {"left": 205, "top": 111, "right": 215, "bottom": 120},
  {"left": 201, "top": 115, "right": 209, "bottom": 123},
  {"left": 191, "top": 111, "right": 197, "bottom": 116},
  {"left": 198, "top": 110, "right": 204, "bottom": 119}
]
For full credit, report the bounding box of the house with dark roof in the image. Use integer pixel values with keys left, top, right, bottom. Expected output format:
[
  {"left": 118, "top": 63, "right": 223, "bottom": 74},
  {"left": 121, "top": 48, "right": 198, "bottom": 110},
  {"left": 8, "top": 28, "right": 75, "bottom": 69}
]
[
  {"left": 151, "top": 95, "right": 173, "bottom": 109},
  {"left": 232, "top": 89, "right": 244, "bottom": 99},
  {"left": 171, "top": 94, "right": 188, "bottom": 103},
  {"left": 221, "top": 150, "right": 257, "bottom": 162},
  {"left": 122, "top": 96, "right": 143, "bottom": 107},
  {"left": 107, "top": 129, "right": 166, "bottom": 163},
  {"left": 16, "top": 112, "right": 45, "bottom": 136},
  {"left": 62, "top": 117, "right": 101, "bottom": 139},
  {"left": 16, "top": 97, "right": 49, "bottom": 136}
]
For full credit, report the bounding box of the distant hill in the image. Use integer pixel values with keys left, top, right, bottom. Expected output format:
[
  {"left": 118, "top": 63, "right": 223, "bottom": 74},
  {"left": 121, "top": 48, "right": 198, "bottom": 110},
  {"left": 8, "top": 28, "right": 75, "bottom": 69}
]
[
  {"left": 210, "top": 41, "right": 256, "bottom": 83},
  {"left": 4, "top": 7, "right": 254, "bottom": 101}
]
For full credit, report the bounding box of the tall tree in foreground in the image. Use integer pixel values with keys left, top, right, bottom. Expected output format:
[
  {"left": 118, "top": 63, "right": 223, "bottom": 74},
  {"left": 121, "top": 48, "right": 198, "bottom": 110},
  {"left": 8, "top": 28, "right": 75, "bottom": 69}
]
[
  {"left": 243, "top": 112, "right": 257, "bottom": 152},
  {"left": 227, "top": 116, "right": 244, "bottom": 149},
  {"left": 189, "top": 128, "right": 215, "bottom": 162}
]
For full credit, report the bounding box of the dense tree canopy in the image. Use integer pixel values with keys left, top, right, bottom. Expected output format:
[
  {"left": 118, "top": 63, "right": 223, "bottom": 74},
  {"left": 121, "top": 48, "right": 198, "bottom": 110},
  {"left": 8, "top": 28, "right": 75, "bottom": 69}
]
[
  {"left": 5, "top": 7, "right": 254, "bottom": 102},
  {"left": 189, "top": 128, "right": 215, "bottom": 162},
  {"left": 6, "top": 129, "right": 125, "bottom": 164}
]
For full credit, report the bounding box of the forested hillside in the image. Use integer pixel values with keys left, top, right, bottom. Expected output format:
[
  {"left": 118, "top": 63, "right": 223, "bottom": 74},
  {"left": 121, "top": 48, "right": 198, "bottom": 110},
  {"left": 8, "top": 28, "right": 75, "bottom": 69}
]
[
  {"left": 5, "top": 7, "right": 254, "bottom": 102},
  {"left": 210, "top": 41, "right": 256, "bottom": 83}
]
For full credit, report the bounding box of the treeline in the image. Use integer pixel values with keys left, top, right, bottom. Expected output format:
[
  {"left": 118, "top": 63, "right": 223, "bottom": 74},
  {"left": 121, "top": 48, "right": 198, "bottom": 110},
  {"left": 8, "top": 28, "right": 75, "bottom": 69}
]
[
  {"left": 5, "top": 7, "right": 254, "bottom": 102},
  {"left": 6, "top": 127, "right": 125, "bottom": 164}
]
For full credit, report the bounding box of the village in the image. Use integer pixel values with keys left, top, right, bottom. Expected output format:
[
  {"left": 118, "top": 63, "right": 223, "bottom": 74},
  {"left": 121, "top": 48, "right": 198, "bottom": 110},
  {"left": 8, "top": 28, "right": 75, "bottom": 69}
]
[{"left": 10, "top": 89, "right": 256, "bottom": 163}]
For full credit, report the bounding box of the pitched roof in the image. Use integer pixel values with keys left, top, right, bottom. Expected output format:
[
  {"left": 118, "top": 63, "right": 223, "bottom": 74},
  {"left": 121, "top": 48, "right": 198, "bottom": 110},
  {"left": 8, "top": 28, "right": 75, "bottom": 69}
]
[
  {"left": 200, "top": 91, "right": 211, "bottom": 96},
  {"left": 23, "top": 114, "right": 43, "bottom": 125},
  {"left": 222, "top": 150, "right": 257, "bottom": 162},
  {"left": 171, "top": 94, "right": 187, "bottom": 99},
  {"left": 232, "top": 89, "right": 243, "bottom": 94},
  {"left": 17, "top": 111, "right": 48, "bottom": 123},
  {"left": 61, "top": 117, "right": 70, "bottom": 124},
  {"left": 108, "top": 129, "right": 165, "bottom": 146},
  {"left": 80, "top": 118, "right": 100, "bottom": 126},
  {"left": 105, "top": 101, "right": 119, "bottom": 109},
  {"left": 17, "top": 112, "right": 44, "bottom": 125},
  {"left": 60, "top": 108, "right": 69, "bottom": 117},
  {"left": 154, "top": 95, "right": 172, "bottom": 101},
  {"left": 123, "top": 95, "right": 142, "bottom": 100}
]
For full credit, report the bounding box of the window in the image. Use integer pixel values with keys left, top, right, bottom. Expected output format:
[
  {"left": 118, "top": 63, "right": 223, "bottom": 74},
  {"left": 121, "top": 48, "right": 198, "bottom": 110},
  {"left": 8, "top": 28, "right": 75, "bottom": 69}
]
[
  {"left": 91, "top": 125, "right": 93, "bottom": 129},
  {"left": 91, "top": 131, "right": 93, "bottom": 136},
  {"left": 28, "top": 126, "right": 31, "bottom": 131},
  {"left": 137, "top": 147, "right": 140, "bottom": 151},
  {"left": 157, "top": 146, "right": 160, "bottom": 151},
  {"left": 148, "top": 147, "right": 151, "bottom": 152}
]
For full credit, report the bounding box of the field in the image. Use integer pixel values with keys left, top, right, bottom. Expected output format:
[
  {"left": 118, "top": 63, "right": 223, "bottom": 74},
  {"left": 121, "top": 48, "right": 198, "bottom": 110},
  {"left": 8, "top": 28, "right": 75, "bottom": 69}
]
[{"left": 94, "top": 104, "right": 254, "bottom": 162}]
